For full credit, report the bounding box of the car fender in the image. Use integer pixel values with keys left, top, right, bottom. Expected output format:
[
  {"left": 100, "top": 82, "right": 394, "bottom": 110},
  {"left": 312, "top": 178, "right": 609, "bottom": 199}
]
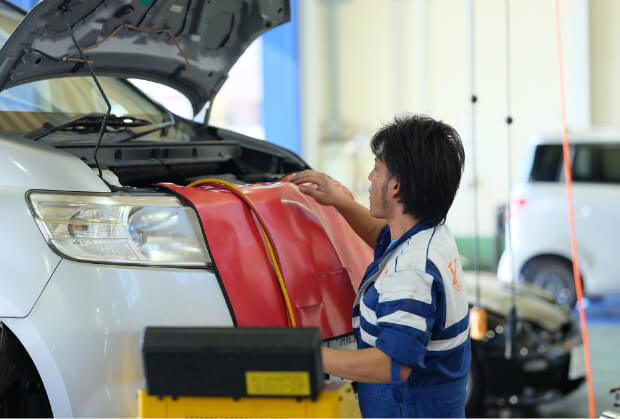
[
  {"left": 0, "top": 136, "right": 109, "bottom": 317},
  {"left": 0, "top": 186, "right": 62, "bottom": 317}
]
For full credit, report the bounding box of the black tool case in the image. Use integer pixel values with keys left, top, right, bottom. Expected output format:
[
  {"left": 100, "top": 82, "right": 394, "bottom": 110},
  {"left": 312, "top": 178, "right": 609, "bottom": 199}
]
[{"left": 142, "top": 327, "right": 324, "bottom": 398}]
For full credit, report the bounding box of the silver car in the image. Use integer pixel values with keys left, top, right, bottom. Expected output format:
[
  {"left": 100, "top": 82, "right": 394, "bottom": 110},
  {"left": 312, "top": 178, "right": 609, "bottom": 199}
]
[{"left": 0, "top": 1, "right": 303, "bottom": 416}]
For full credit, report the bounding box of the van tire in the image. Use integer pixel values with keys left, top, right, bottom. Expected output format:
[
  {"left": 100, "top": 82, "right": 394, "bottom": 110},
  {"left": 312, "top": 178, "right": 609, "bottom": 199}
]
[
  {"left": 0, "top": 324, "right": 52, "bottom": 417},
  {"left": 522, "top": 257, "right": 576, "bottom": 307}
]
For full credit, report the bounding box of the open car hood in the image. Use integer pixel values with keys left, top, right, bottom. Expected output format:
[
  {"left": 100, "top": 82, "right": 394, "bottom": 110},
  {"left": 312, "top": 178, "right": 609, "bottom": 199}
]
[{"left": 0, "top": 0, "right": 289, "bottom": 114}]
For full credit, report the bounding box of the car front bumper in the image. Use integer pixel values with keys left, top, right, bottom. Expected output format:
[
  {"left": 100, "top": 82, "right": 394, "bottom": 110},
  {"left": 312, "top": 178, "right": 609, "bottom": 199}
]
[{"left": 2, "top": 259, "right": 234, "bottom": 417}]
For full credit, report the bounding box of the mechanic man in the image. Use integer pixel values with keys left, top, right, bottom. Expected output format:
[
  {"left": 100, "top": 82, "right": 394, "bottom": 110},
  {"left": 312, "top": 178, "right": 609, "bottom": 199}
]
[{"left": 290, "top": 114, "right": 470, "bottom": 418}]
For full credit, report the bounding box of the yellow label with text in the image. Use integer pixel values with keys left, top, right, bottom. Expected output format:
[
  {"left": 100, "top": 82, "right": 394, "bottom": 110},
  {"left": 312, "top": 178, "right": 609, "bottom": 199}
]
[{"left": 245, "top": 371, "right": 311, "bottom": 396}]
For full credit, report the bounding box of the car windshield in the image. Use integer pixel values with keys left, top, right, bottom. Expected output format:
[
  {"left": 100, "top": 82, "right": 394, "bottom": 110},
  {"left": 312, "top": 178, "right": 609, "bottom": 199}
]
[{"left": 0, "top": 4, "right": 175, "bottom": 142}]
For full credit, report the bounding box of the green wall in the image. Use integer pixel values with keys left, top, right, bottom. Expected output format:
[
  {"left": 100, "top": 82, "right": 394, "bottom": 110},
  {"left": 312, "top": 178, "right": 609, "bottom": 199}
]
[{"left": 455, "top": 236, "right": 503, "bottom": 271}]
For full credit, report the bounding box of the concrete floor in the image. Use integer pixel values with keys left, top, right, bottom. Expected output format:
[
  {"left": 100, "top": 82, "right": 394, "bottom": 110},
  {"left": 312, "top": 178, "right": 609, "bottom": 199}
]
[{"left": 481, "top": 295, "right": 620, "bottom": 418}]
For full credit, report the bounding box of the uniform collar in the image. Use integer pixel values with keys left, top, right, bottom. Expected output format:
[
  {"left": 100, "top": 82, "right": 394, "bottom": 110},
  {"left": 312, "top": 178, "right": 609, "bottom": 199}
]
[
  {"left": 378, "top": 221, "right": 435, "bottom": 260},
  {"left": 361, "top": 221, "right": 436, "bottom": 286}
]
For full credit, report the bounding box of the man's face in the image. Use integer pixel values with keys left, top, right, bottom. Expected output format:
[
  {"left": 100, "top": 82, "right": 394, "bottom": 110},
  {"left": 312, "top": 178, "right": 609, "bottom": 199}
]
[{"left": 368, "top": 158, "right": 394, "bottom": 218}]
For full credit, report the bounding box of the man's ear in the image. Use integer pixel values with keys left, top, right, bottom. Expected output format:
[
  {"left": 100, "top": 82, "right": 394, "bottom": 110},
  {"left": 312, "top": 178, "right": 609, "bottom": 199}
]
[{"left": 390, "top": 177, "right": 400, "bottom": 199}]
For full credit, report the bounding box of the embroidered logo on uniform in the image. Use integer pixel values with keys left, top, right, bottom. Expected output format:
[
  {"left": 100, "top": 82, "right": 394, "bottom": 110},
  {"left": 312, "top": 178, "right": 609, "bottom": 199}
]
[{"left": 448, "top": 258, "right": 462, "bottom": 293}]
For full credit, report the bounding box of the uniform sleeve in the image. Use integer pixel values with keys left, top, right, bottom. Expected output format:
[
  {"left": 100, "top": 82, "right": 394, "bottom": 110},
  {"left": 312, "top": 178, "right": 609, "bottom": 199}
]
[{"left": 374, "top": 267, "right": 441, "bottom": 370}]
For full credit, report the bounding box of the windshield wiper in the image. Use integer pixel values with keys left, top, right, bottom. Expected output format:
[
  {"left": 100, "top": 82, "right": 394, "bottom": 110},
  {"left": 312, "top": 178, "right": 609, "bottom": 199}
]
[
  {"left": 27, "top": 113, "right": 154, "bottom": 141},
  {"left": 106, "top": 113, "right": 176, "bottom": 143},
  {"left": 105, "top": 120, "right": 176, "bottom": 143}
]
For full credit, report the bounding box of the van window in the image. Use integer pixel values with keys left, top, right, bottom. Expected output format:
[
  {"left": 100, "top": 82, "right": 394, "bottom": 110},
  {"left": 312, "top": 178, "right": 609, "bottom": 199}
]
[
  {"left": 573, "top": 144, "right": 620, "bottom": 184},
  {"left": 530, "top": 145, "right": 563, "bottom": 182},
  {"left": 530, "top": 143, "right": 620, "bottom": 184}
]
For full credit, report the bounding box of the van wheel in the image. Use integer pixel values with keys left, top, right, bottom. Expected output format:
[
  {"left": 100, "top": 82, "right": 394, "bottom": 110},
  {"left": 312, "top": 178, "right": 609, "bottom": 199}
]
[{"left": 522, "top": 257, "right": 576, "bottom": 307}]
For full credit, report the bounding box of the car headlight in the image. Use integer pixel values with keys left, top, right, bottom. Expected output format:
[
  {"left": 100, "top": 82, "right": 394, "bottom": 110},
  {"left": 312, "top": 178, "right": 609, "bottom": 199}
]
[{"left": 27, "top": 191, "right": 211, "bottom": 267}]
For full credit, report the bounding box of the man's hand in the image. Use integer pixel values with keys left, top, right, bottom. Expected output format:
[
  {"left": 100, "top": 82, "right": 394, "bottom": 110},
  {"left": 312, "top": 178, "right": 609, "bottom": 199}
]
[
  {"left": 289, "top": 170, "right": 385, "bottom": 247},
  {"left": 289, "top": 170, "right": 353, "bottom": 208}
]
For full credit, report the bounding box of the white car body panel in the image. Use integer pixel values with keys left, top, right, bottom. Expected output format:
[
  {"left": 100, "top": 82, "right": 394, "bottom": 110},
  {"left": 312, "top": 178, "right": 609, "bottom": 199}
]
[
  {"left": 0, "top": 186, "right": 61, "bottom": 317},
  {"left": 0, "top": 135, "right": 111, "bottom": 317},
  {"left": 569, "top": 183, "right": 620, "bottom": 293},
  {"left": 2, "top": 260, "right": 233, "bottom": 417},
  {"left": 0, "top": 133, "right": 109, "bottom": 191},
  {"left": 498, "top": 132, "right": 620, "bottom": 296}
]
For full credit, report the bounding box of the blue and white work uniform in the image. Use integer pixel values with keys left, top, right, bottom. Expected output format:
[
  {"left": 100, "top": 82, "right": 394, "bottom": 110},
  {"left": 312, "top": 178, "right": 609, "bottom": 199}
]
[{"left": 353, "top": 222, "right": 471, "bottom": 418}]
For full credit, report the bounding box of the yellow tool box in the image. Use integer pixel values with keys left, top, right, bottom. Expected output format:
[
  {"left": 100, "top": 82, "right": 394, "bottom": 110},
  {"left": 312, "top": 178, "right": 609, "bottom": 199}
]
[
  {"left": 138, "top": 381, "right": 360, "bottom": 418},
  {"left": 139, "top": 327, "right": 361, "bottom": 417},
  {"left": 142, "top": 327, "right": 325, "bottom": 398}
]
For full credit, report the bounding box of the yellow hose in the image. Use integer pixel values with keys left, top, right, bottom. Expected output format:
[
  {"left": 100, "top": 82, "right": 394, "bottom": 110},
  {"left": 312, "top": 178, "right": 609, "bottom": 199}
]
[{"left": 186, "top": 178, "right": 297, "bottom": 327}]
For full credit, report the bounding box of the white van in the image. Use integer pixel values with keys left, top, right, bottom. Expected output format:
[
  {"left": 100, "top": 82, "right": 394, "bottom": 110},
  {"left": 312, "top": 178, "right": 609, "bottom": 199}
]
[{"left": 497, "top": 131, "right": 620, "bottom": 306}]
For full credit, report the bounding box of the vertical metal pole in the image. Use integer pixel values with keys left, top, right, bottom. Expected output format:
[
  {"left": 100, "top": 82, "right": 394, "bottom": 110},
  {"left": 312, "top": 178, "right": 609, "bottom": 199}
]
[
  {"left": 468, "top": 0, "right": 481, "bottom": 308},
  {"left": 503, "top": 0, "right": 518, "bottom": 361}
]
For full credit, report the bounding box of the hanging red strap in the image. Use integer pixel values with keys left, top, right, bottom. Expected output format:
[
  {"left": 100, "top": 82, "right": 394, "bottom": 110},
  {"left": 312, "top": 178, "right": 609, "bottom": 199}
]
[{"left": 553, "top": 1, "right": 595, "bottom": 417}]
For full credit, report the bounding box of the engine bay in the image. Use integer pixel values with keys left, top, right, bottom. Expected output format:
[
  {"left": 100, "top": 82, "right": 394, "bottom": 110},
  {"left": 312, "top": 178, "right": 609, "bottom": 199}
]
[{"left": 55, "top": 125, "right": 309, "bottom": 188}]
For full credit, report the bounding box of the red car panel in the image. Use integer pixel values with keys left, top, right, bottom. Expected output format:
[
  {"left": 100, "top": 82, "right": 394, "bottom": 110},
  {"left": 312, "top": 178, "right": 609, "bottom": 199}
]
[{"left": 161, "top": 181, "right": 373, "bottom": 339}]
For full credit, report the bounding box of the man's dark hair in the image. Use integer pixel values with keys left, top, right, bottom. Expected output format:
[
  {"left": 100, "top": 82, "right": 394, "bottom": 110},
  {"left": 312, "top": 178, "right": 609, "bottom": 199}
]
[{"left": 371, "top": 114, "right": 465, "bottom": 225}]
